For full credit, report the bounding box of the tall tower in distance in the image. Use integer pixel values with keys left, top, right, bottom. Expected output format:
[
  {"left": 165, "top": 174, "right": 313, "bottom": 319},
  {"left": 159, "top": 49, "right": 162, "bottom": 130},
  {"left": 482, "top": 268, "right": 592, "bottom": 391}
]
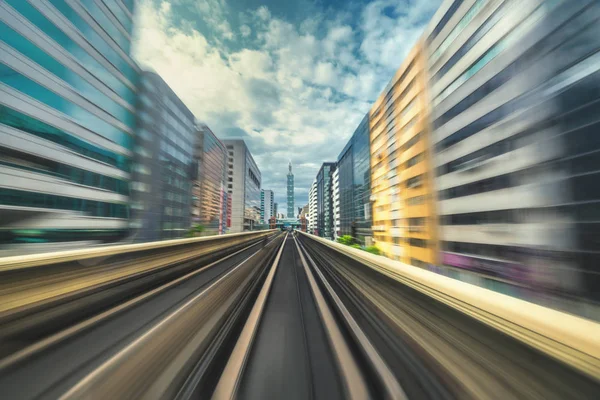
[{"left": 287, "top": 161, "right": 295, "bottom": 218}]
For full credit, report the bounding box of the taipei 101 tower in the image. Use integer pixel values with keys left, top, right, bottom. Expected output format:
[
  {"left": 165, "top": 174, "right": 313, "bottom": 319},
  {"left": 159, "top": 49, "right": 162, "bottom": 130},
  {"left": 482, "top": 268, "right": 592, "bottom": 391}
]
[{"left": 287, "top": 161, "right": 294, "bottom": 218}]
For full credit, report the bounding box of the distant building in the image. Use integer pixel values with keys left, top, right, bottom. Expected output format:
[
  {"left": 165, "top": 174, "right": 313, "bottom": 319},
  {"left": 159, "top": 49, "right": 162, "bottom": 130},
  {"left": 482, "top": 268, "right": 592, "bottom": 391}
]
[
  {"left": 300, "top": 204, "right": 309, "bottom": 219},
  {"left": 287, "top": 161, "right": 295, "bottom": 217},
  {"left": 130, "top": 72, "right": 195, "bottom": 242},
  {"left": 260, "top": 189, "right": 274, "bottom": 224},
  {"left": 0, "top": 0, "right": 137, "bottom": 248},
  {"left": 273, "top": 202, "right": 278, "bottom": 218},
  {"left": 192, "top": 124, "right": 228, "bottom": 235},
  {"left": 223, "top": 139, "right": 261, "bottom": 232}
]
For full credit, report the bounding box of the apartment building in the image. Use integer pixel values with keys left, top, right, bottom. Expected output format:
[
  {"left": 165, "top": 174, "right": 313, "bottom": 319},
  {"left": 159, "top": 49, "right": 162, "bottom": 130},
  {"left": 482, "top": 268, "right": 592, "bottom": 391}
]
[{"left": 370, "top": 39, "right": 438, "bottom": 266}]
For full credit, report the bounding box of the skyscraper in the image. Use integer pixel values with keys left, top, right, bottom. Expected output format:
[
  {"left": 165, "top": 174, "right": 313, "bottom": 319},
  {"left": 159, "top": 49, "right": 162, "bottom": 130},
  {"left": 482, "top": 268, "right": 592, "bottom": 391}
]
[
  {"left": 287, "top": 161, "right": 294, "bottom": 218},
  {"left": 0, "top": 0, "right": 137, "bottom": 249}
]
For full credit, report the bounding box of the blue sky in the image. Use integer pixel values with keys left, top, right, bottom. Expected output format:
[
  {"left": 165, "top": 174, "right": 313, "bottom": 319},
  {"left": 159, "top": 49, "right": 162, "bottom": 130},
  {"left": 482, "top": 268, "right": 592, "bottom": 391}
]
[{"left": 133, "top": 0, "right": 441, "bottom": 210}]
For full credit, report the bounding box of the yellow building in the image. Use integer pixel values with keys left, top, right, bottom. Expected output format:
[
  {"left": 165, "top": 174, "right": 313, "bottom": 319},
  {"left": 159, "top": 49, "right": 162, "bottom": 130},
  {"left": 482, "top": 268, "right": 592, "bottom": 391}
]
[{"left": 369, "top": 38, "right": 438, "bottom": 267}]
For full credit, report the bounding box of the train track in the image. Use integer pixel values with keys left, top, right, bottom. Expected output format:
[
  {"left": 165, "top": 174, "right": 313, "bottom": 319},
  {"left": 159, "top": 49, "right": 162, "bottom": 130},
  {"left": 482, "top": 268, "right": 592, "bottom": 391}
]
[{"left": 0, "top": 231, "right": 598, "bottom": 399}]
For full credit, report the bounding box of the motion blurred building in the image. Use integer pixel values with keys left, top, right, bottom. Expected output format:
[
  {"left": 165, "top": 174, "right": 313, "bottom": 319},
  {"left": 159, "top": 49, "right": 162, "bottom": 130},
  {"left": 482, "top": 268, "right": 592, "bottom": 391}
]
[
  {"left": 130, "top": 71, "right": 195, "bottom": 242},
  {"left": 337, "top": 114, "right": 373, "bottom": 245},
  {"left": 287, "top": 161, "right": 294, "bottom": 218},
  {"left": 316, "top": 162, "right": 336, "bottom": 239},
  {"left": 370, "top": 39, "right": 438, "bottom": 266},
  {"left": 332, "top": 166, "right": 340, "bottom": 240},
  {"left": 427, "top": 0, "right": 600, "bottom": 298},
  {"left": 223, "top": 139, "right": 261, "bottom": 232},
  {"left": 260, "top": 189, "right": 274, "bottom": 224},
  {"left": 0, "top": 0, "right": 137, "bottom": 249},
  {"left": 192, "top": 124, "right": 228, "bottom": 236}
]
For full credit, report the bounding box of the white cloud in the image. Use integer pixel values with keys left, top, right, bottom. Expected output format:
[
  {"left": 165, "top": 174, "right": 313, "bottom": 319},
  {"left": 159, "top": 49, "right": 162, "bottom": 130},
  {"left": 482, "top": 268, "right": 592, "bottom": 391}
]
[
  {"left": 255, "top": 5, "right": 271, "bottom": 22},
  {"left": 240, "top": 24, "right": 251, "bottom": 37},
  {"left": 133, "top": 0, "right": 439, "bottom": 208}
]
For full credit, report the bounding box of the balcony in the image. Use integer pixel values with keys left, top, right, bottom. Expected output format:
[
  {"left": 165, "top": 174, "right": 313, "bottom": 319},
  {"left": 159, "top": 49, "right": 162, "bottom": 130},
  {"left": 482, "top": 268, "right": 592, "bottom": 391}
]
[{"left": 372, "top": 225, "right": 386, "bottom": 232}]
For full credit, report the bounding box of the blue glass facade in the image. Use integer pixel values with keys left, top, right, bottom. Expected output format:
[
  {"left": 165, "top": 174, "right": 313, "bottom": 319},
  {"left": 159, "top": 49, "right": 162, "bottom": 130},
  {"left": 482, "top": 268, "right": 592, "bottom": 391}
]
[
  {"left": 130, "top": 72, "right": 195, "bottom": 242},
  {"left": 0, "top": 0, "right": 137, "bottom": 246},
  {"left": 316, "top": 162, "right": 336, "bottom": 239},
  {"left": 337, "top": 113, "right": 371, "bottom": 243}
]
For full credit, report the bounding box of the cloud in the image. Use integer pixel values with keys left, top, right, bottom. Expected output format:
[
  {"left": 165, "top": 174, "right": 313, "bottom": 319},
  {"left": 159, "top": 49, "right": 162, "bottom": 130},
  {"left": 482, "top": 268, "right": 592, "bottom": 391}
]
[
  {"left": 240, "top": 24, "right": 251, "bottom": 37},
  {"left": 133, "top": 0, "right": 440, "bottom": 209}
]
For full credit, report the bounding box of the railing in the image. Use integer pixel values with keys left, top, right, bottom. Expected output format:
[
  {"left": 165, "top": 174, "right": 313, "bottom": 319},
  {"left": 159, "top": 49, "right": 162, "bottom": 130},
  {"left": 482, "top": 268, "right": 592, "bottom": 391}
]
[{"left": 0, "top": 230, "right": 276, "bottom": 319}]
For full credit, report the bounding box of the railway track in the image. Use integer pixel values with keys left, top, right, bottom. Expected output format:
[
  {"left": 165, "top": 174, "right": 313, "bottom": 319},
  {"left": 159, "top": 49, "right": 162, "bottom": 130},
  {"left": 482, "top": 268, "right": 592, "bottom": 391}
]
[{"left": 0, "top": 231, "right": 598, "bottom": 399}]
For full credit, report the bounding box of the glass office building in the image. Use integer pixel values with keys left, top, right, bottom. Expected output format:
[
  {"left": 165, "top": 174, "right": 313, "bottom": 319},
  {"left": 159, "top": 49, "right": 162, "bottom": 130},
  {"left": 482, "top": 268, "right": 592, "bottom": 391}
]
[
  {"left": 0, "top": 0, "right": 137, "bottom": 248},
  {"left": 316, "top": 162, "right": 336, "bottom": 239},
  {"left": 130, "top": 71, "right": 195, "bottom": 242},
  {"left": 337, "top": 113, "right": 372, "bottom": 244}
]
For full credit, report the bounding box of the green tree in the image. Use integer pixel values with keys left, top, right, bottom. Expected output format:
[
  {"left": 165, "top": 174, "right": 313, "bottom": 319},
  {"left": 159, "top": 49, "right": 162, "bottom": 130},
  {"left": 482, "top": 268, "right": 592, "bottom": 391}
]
[
  {"left": 337, "top": 235, "right": 355, "bottom": 246},
  {"left": 186, "top": 224, "right": 205, "bottom": 238},
  {"left": 364, "top": 246, "right": 381, "bottom": 255},
  {"left": 351, "top": 243, "right": 361, "bottom": 249}
]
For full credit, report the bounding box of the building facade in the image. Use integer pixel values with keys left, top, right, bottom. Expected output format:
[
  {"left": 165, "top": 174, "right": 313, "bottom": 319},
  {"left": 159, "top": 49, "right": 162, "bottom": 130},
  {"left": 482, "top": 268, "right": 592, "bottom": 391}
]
[
  {"left": 316, "top": 162, "right": 336, "bottom": 239},
  {"left": 332, "top": 167, "right": 340, "bottom": 240},
  {"left": 427, "top": 0, "right": 600, "bottom": 298},
  {"left": 260, "top": 189, "right": 274, "bottom": 224},
  {"left": 337, "top": 113, "right": 373, "bottom": 245},
  {"left": 130, "top": 71, "right": 195, "bottom": 242},
  {"left": 370, "top": 38, "right": 438, "bottom": 266},
  {"left": 0, "top": 0, "right": 137, "bottom": 249},
  {"left": 223, "top": 139, "right": 261, "bottom": 232},
  {"left": 287, "top": 161, "right": 294, "bottom": 218},
  {"left": 192, "top": 124, "right": 227, "bottom": 236}
]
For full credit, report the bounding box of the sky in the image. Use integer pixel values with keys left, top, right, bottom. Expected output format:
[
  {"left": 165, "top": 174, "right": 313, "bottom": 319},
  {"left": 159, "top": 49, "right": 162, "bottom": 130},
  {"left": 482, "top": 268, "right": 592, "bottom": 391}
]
[{"left": 132, "top": 0, "right": 441, "bottom": 210}]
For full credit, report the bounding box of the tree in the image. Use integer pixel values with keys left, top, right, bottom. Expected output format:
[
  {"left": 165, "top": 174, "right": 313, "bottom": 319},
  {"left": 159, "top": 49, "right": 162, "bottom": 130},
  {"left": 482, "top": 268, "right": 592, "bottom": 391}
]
[
  {"left": 364, "top": 246, "right": 381, "bottom": 255},
  {"left": 336, "top": 235, "right": 354, "bottom": 246},
  {"left": 186, "top": 224, "right": 205, "bottom": 238}
]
